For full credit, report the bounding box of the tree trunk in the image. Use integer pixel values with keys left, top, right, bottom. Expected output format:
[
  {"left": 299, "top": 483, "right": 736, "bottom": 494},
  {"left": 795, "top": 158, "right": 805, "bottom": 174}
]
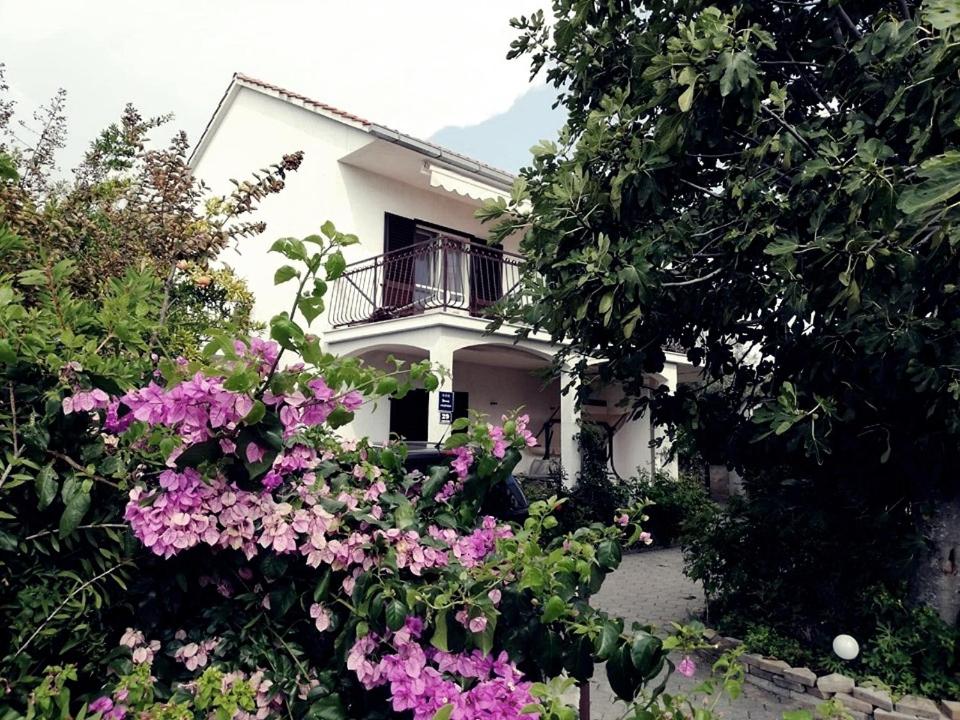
[{"left": 912, "top": 495, "right": 960, "bottom": 626}]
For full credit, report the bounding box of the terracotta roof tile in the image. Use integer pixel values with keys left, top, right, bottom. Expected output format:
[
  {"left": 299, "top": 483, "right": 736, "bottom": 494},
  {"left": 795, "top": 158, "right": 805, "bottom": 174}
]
[
  {"left": 191, "top": 72, "right": 516, "bottom": 183},
  {"left": 234, "top": 73, "right": 372, "bottom": 126}
]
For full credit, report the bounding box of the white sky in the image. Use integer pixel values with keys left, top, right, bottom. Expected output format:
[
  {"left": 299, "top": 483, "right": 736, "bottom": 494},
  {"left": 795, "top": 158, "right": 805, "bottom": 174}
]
[{"left": 0, "top": 1, "right": 545, "bottom": 171}]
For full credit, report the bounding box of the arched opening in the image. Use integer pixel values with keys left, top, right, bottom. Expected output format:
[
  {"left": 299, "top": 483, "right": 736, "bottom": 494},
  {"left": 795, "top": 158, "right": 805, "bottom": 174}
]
[
  {"left": 342, "top": 344, "right": 430, "bottom": 445},
  {"left": 451, "top": 343, "right": 560, "bottom": 476}
]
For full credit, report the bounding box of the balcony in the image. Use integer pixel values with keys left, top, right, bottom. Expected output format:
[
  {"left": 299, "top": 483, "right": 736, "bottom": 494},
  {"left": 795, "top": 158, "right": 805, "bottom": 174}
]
[{"left": 329, "top": 236, "right": 524, "bottom": 328}]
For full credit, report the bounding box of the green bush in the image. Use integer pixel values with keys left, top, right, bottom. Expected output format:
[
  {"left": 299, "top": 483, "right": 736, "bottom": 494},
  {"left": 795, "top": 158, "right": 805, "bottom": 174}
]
[
  {"left": 684, "top": 472, "right": 960, "bottom": 699},
  {"left": 521, "top": 426, "right": 712, "bottom": 550},
  {"left": 632, "top": 472, "right": 711, "bottom": 548}
]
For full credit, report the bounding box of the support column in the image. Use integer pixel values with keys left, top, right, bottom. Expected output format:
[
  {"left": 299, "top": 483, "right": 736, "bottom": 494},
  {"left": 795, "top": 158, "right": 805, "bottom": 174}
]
[
  {"left": 427, "top": 342, "right": 455, "bottom": 446},
  {"left": 559, "top": 369, "right": 581, "bottom": 488},
  {"left": 612, "top": 407, "right": 654, "bottom": 478},
  {"left": 654, "top": 363, "right": 679, "bottom": 478}
]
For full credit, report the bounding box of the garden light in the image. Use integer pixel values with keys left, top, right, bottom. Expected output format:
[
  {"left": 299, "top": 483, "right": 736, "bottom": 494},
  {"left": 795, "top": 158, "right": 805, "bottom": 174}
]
[{"left": 832, "top": 634, "right": 860, "bottom": 661}]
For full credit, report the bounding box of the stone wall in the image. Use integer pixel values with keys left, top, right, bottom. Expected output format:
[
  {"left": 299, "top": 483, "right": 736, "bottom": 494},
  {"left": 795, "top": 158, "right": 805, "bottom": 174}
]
[{"left": 702, "top": 629, "right": 959, "bottom": 720}]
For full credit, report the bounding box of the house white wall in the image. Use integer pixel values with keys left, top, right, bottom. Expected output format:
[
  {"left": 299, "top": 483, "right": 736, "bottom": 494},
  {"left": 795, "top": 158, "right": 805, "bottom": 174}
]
[{"left": 191, "top": 86, "right": 507, "bottom": 339}]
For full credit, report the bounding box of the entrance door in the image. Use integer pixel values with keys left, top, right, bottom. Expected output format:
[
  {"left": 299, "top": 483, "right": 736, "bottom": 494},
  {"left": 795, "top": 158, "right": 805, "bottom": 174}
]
[{"left": 389, "top": 389, "right": 428, "bottom": 442}]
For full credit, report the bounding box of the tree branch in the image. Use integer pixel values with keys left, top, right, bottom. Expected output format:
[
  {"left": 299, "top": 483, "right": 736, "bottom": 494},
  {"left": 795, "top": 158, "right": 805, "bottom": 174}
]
[
  {"left": 14, "top": 561, "right": 133, "bottom": 658},
  {"left": 836, "top": 6, "right": 862, "bottom": 40},
  {"left": 46, "top": 450, "right": 120, "bottom": 488},
  {"left": 663, "top": 267, "right": 723, "bottom": 287},
  {"left": 759, "top": 104, "right": 817, "bottom": 156}
]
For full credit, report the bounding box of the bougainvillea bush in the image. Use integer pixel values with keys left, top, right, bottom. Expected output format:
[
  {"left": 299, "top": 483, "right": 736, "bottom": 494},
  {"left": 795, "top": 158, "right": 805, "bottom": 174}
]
[{"left": 0, "top": 222, "right": 742, "bottom": 720}]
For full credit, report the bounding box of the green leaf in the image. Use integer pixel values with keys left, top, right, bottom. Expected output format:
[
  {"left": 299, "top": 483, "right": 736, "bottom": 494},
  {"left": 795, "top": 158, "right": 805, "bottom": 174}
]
[
  {"left": 270, "top": 315, "right": 305, "bottom": 351},
  {"left": 36, "top": 464, "right": 58, "bottom": 510},
  {"left": 431, "top": 704, "right": 454, "bottom": 720},
  {"left": 300, "top": 295, "right": 325, "bottom": 325},
  {"left": 421, "top": 465, "right": 450, "bottom": 499},
  {"left": 321, "top": 220, "right": 337, "bottom": 239},
  {"left": 597, "top": 538, "right": 622, "bottom": 571},
  {"left": 598, "top": 291, "right": 614, "bottom": 314},
  {"left": 325, "top": 251, "right": 347, "bottom": 280},
  {"left": 0, "top": 339, "right": 16, "bottom": 364},
  {"left": 763, "top": 239, "right": 799, "bottom": 256},
  {"left": 925, "top": 0, "right": 960, "bottom": 29},
  {"left": 897, "top": 151, "right": 960, "bottom": 215},
  {"left": 542, "top": 595, "right": 566, "bottom": 623},
  {"left": 376, "top": 377, "right": 398, "bottom": 396},
  {"left": 243, "top": 400, "right": 266, "bottom": 425},
  {"left": 606, "top": 644, "right": 640, "bottom": 701},
  {"left": 431, "top": 610, "right": 450, "bottom": 651},
  {"left": 595, "top": 620, "right": 621, "bottom": 661},
  {"left": 394, "top": 501, "right": 415, "bottom": 529},
  {"left": 719, "top": 51, "right": 756, "bottom": 97},
  {"left": 678, "top": 84, "right": 695, "bottom": 112},
  {"left": 326, "top": 406, "right": 354, "bottom": 429},
  {"left": 274, "top": 265, "right": 299, "bottom": 285},
  {"left": 313, "top": 569, "right": 331, "bottom": 601},
  {"left": 269, "top": 237, "right": 308, "bottom": 261},
  {"left": 478, "top": 613, "right": 497, "bottom": 654},
  {"left": 306, "top": 693, "right": 347, "bottom": 720},
  {"left": 59, "top": 490, "right": 91, "bottom": 537},
  {"left": 386, "top": 599, "right": 408, "bottom": 631},
  {"left": 630, "top": 631, "right": 663, "bottom": 677}
]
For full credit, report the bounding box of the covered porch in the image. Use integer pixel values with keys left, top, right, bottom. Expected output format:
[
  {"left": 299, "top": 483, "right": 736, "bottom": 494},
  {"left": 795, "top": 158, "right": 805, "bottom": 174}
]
[{"left": 339, "top": 338, "right": 577, "bottom": 478}]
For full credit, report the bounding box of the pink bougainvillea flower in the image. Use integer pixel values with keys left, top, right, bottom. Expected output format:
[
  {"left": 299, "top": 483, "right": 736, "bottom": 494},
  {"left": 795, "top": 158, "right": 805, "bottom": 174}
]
[
  {"left": 245, "top": 440, "right": 265, "bottom": 463},
  {"left": 88, "top": 697, "right": 113, "bottom": 714},
  {"left": 310, "top": 602, "right": 332, "bottom": 632},
  {"left": 678, "top": 655, "right": 696, "bottom": 677},
  {"left": 468, "top": 616, "right": 488, "bottom": 634}
]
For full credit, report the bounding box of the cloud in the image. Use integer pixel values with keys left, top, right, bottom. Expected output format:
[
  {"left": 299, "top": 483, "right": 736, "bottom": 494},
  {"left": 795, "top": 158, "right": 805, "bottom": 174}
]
[{"left": 0, "top": 0, "right": 545, "bottom": 170}]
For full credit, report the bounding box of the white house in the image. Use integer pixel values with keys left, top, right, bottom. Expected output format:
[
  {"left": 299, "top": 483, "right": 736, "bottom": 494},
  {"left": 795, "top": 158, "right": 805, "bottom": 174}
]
[{"left": 190, "top": 73, "right": 693, "bottom": 483}]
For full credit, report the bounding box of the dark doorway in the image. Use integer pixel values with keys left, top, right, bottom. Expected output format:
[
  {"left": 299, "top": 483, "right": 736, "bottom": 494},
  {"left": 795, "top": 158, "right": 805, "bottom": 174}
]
[
  {"left": 389, "top": 389, "right": 471, "bottom": 444},
  {"left": 390, "top": 389, "right": 428, "bottom": 442}
]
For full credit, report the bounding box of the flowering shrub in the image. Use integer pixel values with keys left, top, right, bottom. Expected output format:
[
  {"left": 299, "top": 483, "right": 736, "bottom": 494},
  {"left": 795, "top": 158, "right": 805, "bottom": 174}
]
[{"left": 2, "top": 224, "right": 743, "bottom": 720}]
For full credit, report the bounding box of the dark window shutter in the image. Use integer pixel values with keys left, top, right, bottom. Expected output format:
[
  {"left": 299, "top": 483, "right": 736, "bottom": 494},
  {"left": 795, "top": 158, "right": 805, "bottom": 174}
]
[
  {"left": 469, "top": 244, "right": 503, "bottom": 314},
  {"left": 384, "top": 212, "right": 416, "bottom": 253},
  {"left": 382, "top": 213, "right": 418, "bottom": 313}
]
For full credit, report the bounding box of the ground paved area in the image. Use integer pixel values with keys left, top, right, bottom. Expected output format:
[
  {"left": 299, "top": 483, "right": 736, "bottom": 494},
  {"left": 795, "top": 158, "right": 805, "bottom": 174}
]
[{"left": 586, "top": 548, "right": 802, "bottom": 720}]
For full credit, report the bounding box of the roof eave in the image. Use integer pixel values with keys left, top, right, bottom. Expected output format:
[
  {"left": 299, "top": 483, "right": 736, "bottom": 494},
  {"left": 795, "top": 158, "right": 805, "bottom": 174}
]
[{"left": 367, "top": 124, "right": 515, "bottom": 192}]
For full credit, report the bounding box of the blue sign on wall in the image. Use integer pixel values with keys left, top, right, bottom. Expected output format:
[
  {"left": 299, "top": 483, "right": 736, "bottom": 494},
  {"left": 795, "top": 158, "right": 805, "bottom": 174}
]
[{"left": 438, "top": 391, "right": 454, "bottom": 412}]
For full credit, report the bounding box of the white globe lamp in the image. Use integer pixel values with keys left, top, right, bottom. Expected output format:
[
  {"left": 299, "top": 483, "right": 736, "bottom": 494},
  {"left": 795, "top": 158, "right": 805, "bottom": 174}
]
[{"left": 832, "top": 634, "right": 859, "bottom": 660}]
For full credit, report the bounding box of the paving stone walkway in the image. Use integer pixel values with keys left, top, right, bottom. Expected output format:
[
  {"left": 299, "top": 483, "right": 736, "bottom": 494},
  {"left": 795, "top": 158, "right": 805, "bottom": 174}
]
[{"left": 586, "top": 547, "right": 802, "bottom": 720}]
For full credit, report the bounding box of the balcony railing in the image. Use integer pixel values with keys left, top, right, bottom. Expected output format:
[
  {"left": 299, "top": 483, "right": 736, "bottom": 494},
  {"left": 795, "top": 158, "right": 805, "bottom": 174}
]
[{"left": 329, "top": 237, "right": 524, "bottom": 328}]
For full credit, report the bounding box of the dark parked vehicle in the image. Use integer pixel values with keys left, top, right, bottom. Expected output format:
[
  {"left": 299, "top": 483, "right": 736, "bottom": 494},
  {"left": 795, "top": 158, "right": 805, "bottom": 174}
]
[{"left": 403, "top": 446, "right": 529, "bottom": 521}]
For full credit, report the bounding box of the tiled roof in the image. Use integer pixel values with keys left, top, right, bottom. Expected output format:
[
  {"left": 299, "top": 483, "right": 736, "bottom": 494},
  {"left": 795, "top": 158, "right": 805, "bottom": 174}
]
[
  {"left": 233, "top": 73, "right": 372, "bottom": 127},
  {"left": 227, "top": 73, "right": 516, "bottom": 182}
]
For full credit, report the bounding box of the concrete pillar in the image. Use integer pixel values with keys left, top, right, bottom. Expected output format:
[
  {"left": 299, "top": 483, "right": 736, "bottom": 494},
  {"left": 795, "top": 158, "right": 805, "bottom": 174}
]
[
  {"left": 559, "top": 369, "right": 581, "bottom": 488},
  {"left": 654, "top": 363, "right": 679, "bottom": 478},
  {"left": 612, "top": 408, "right": 654, "bottom": 479},
  {"left": 427, "top": 343, "right": 455, "bottom": 445}
]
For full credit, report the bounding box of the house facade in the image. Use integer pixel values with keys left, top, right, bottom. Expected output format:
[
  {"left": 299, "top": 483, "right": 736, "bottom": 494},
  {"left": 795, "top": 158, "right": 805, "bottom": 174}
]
[{"left": 190, "top": 73, "right": 692, "bottom": 483}]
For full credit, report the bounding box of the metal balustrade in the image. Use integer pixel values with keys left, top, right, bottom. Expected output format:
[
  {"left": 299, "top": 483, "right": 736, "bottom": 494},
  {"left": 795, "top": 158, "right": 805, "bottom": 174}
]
[{"left": 329, "top": 237, "right": 524, "bottom": 328}]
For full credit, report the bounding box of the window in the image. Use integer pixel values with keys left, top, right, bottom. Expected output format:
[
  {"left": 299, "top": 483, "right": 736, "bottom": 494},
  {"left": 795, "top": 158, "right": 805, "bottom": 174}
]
[{"left": 381, "top": 213, "right": 503, "bottom": 317}]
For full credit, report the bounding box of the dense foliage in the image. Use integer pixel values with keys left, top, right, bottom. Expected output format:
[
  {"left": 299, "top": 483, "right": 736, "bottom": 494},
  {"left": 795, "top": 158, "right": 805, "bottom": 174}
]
[
  {"left": 0, "top": 77, "right": 304, "bottom": 695},
  {"left": 484, "top": 0, "right": 960, "bottom": 695},
  {"left": 526, "top": 426, "right": 708, "bottom": 549},
  {"left": 0, "top": 65, "right": 286, "bottom": 355}
]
